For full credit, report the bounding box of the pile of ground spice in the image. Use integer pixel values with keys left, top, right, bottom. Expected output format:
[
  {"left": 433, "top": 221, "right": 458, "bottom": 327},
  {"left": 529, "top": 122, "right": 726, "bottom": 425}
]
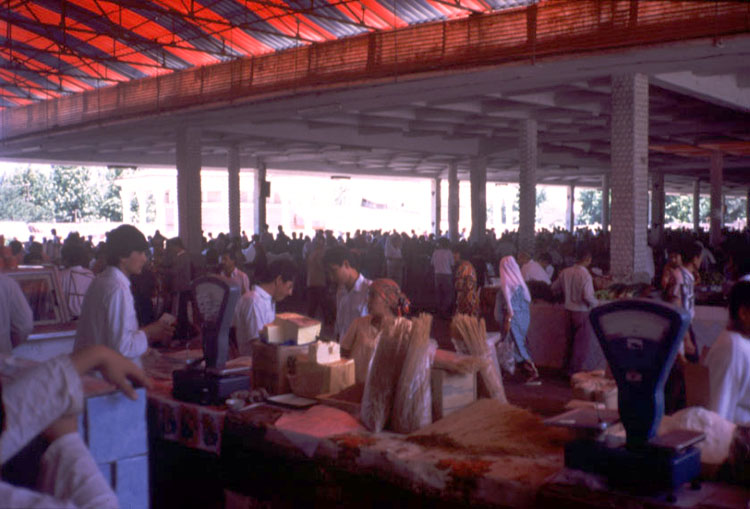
[{"left": 408, "top": 399, "right": 572, "bottom": 458}]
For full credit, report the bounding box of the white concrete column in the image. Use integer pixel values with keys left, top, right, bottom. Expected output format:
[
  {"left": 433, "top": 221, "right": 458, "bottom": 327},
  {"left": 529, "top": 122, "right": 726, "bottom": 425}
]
[
  {"left": 470, "top": 157, "right": 487, "bottom": 244},
  {"left": 448, "top": 162, "right": 459, "bottom": 243},
  {"left": 601, "top": 174, "right": 610, "bottom": 232},
  {"left": 693, "top": 180, "right": 701, "bottom": 232},
  {"left": 565, "top": 184, "right": 575, "bottom": 232},
  {"left": 254, "top": 160, "right": 267, "bottom": 236},
  {"left": 746, "top": 188, "right": 750, "bottom": 230},
  {"left": 176, "top": 126, "right": 202, "bottom": 254},
  {"left": 650, "top": 171, "right": 665, "bottom": 244},
  {"left": 432, "top": 177, "right": 441, "bottom": 237},
  {"left": 710, "top": 151, "right": 723, "bottom": 247},
  {"left": 518, "top": 119, "right": 537, "bottom": 255},
  {"left": 228, "top": 146, "right": 241, "bottom": 238},
  {"left": 609, "top": 73, "right": 649, "bottom": 279}
]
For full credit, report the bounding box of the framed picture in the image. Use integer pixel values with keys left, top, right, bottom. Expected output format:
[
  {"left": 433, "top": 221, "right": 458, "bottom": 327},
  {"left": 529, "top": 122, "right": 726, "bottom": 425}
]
[{"left": 5, "top": 266, "right": 70, "bottom": 327}]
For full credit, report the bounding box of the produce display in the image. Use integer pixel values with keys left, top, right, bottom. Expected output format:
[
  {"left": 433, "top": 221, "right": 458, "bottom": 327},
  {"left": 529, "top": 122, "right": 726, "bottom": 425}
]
[{"left": 594, "top": 283, "right": 653, "bottom": 302}]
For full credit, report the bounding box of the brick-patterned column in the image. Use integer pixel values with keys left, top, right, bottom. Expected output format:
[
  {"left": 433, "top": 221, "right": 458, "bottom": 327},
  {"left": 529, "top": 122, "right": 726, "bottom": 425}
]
[
  {"left": 710, "top": 151, "right": 723, "bottom": 247},
  {"left": 254, "top": 160, "right": 267, "bottom": 236},
  {"left": 518, "top": 119, "right": 537, "bottom": 255},
  {"left": 566, "top": 184, "right": 575, "bottom": 232},
  {"left": 432, "top": 177, "right": 441, "bottom": 237},
  {"left": 601, "top": 174, "right": 610, "bottom": 232},
  {"left": 746, "top": 188, "right": 750, "bottom": 230},
  {"left": 650, "top": 171, "right": 665, "bottom": 245},
  {"left": 448, "top": 162, "right": 459, "bottom": 243},
  {"left": 228, "top": 146, "right": 241, "bottom": 238},
  {"left": 470, "top": 157, "right": 487, "bottom": 244},
  {"left": 693, "top": 180, "right": 701, "bottom": 232},
  {"left": 176, "top": 126, "right": 202, "bottom": 254},
  {"left": 610, "top": 73, "right": 649, "bottom": 279}
]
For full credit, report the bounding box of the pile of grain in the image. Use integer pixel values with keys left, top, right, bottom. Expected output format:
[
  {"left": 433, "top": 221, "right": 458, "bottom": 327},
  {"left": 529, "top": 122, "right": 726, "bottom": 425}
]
[{"left": 408, "top": 399, "right": 572, "bottom": 458}]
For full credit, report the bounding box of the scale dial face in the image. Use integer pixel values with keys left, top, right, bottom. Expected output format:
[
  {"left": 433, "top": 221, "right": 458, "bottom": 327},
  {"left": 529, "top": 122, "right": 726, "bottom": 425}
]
[
  {"left": 598, "top": 310, "right": 671, "bottom": 343},
  {"left": 194, "top": 282, "right": 226, "bottom": 322}
]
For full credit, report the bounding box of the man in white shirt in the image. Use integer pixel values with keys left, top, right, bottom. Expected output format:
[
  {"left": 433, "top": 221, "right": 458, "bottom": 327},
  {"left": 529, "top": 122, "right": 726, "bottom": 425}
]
[
  {"left": 323, "top": 247, "right": 371, "bottom": 339},
  {"left": 518, "top": 251, "right": 552, "bottom": 285},
  {"left": 431, "top": 238, "right": 454, "bottom": 318},
  {"left": 705, "top": 281, "right": 750, "bottom": 424},
  {"left": 551, "top": 250, "right": 600, "bottom": 375},
  {"left": 234, "top": 259, "right": 297, "bottom": 355},
  {"left": 0, "top": 274, "right": 33, "bottom": 353},
  {"left": 75, "top": 225, "right": 174, "bottom": 365},
  {"left": 60, "top": 239, "right": 94, "bottom": 318},
  {"left": 220, "top": 251, "right": 250, "bottom": 295}
]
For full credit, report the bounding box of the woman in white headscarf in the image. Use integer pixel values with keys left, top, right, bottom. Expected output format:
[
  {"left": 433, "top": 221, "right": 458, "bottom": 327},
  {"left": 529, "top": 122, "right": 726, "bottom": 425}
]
[{"left": 494, "top": 255, "right": 539, "bottom": 383}]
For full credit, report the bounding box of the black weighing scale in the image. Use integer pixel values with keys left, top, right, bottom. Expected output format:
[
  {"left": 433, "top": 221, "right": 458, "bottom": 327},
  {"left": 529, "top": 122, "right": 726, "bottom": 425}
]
[
  {"left": 173, "top": 276, "right": 250, "bottom": 405},
  {"left": 545, "top": 299, "right": 705, "bottom": 500}
]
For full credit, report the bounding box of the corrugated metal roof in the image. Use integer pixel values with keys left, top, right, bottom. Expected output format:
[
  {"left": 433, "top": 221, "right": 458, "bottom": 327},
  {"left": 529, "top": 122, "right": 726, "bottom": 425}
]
[{"left": 0, "top": 0, "right": 539, "bottom": 107}]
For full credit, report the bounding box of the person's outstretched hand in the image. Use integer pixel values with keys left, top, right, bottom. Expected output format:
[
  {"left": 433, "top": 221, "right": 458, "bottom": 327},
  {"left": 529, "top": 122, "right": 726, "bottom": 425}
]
[{"left": 70, "top": 345, "right": 152, "bottom": 400}]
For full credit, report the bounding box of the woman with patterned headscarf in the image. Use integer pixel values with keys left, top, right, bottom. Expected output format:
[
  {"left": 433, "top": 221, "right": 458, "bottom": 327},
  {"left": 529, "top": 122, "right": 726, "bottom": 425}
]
[
  {"left": 453, "top": 244, "right": 480, "bottom": 317},
  {"left": 494, "top": 255, "right": 539, "bottom": 384},
  {"left": 341, "top": 279, "right": 410, "bottom": 383}
]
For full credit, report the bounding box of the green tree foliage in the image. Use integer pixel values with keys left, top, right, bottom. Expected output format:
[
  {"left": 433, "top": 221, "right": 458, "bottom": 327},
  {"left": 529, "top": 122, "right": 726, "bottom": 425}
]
[
  {"left": 725, "top": 196, "right": 746, "bottom": 224},
  {"left": 664, "top": 194, "right": 692, "bottom": 224},
  {"left": 129, "top": 195, "right": 140, "bottom": 223},
  {"left": 145, "top": 194, "right": 157, "bottom": 223},
  {"left": 0, "top": 165, "right": 123, "bottom": 222},
  {"left": 576, "top": 189, "right": 602, "bottom": 226}
]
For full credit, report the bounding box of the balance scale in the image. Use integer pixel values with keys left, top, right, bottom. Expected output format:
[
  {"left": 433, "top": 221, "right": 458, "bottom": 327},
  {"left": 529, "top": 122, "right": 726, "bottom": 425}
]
[
  {"left": 172, "top": 276, "right": 250, "bottom": 405},
  {"left": 546, "top": 299, "right": 704, "bottom": 500}
]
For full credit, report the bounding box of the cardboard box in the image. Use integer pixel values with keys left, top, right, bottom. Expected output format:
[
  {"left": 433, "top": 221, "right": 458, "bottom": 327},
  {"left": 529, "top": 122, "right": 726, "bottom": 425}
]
[
  {"left": 288, "top": 358, "right": 355, "bottom": 398},
  {"left": 308, "top": 341, "right": 341, "bottom": 364},
  {"left": 262, "top": 313, "right": 321, "bottom": 345},
  {"left": 250, "top": 340, "right": 310, "bottom": 395},
  {"left": 430, "top": 368, "right": 477, "bottom": 421}
]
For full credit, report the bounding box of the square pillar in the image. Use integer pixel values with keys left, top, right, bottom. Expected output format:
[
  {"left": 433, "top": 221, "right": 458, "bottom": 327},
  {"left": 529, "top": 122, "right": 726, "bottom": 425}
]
[
  {"left": 448, "top": 162, "right": 459, "bottom": 243},
  {"left": 565, "top": 184, "right": 575, "bottom": 232},
  {"left": 601, "top": 174, "right": 610, "bottom": 232},
  {"left": 693, "top": 180, "right": 701, "bottom": 232},
  {"left": 650, "top": 171, "right": 665, "bottom": 244},
  {"left": 432, "top": 177, "right": 442, "bottom": 237},
  {"left": 254, "top": 160, "right": 267, "bottom": 236},
  {"left": 610, "top": 73, "right": 649, "bottom": 279},
  {"left": 469, "top": 157, "right": 487, "bottom": 244},
  {"left": 228, "top": 146, "right": 241, "bottom": 238},
  {"left": 518, "top": 119, "right": 537, "bottom": 255},
  {"left": 746, "top": 188, "right": 750, "bottom": 230},
  {"left": 710, "top": 152, "right": 723, "bottom": 247},
  {"left": 176, "top": 126, "right": 202, "bottom": 254}
]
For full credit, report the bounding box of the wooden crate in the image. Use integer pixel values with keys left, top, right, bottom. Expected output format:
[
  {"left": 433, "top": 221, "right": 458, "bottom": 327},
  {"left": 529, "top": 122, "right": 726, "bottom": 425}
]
[
  {"left": 430, "top": 368, "right": 477, "bottom": 421},
  {"left": 250, "top": 340, "right": 310, "bottom": 395}
]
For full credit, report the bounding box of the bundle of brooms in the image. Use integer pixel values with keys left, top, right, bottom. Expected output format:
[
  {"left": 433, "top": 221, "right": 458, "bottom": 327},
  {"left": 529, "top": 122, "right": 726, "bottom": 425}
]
[
  {"left": 360, "top": 314, "right": 435, "bottom": 433},
  {"left": 451, "top": 314, "right": 507, "bottom": 404}
]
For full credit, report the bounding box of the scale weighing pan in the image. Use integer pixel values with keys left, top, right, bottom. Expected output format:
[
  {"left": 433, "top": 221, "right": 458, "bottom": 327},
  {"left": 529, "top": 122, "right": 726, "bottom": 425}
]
[{"left": 544, "top": 407, "right": 620, "bottom": 432}]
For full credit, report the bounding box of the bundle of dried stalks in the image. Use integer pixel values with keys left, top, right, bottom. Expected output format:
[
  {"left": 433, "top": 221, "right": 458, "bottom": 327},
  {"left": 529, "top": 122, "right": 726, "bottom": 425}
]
[
  {"left": 408, "top": 399, "right": 572, "bottom": 457},
  {"left": 451, "top": 314, "right": 507, "bottom": 403},
  {"left": 392, "top": 314, "right": 435, "bottom": 433},
  {"left": 360, "top": 317, "right": 411, "bottom": 432},
  {"left": 433, "top": 349, "right": 485, "bottom": 374}
]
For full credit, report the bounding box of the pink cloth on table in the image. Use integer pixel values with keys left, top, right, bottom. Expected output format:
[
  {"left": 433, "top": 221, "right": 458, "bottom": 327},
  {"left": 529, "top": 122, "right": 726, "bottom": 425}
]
[{"left": 275, "top": 405, "right": 365, "bottom": 438}]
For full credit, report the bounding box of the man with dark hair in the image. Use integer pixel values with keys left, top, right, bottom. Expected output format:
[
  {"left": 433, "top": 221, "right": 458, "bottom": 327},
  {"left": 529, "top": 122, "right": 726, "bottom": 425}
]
[
  {"left": 59, "top": 238, "right": 94, "bottom": 318},
  {"left": 220, "top": 250, "right": 250, "bottom": 295},
  {"left": 323, "top": 246, "right": 371, "bottom": 339},
  {"left": 551, "top": 249, "right": 600, "bottom": 375},
  {"left": 234, "top": 259, "right": 298, "bottom": 354},
  {"left": 664, "top": 242, "right": 702, "bottom": 359},
  {"left": 75, "top": 225, "right": 174, "bottom": 365},
  {"left": 430, "top": 238, "right": 454, "bottom": 318},
  {"left": 706, "top": 281, "right": 750, "bottom": 423}
]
